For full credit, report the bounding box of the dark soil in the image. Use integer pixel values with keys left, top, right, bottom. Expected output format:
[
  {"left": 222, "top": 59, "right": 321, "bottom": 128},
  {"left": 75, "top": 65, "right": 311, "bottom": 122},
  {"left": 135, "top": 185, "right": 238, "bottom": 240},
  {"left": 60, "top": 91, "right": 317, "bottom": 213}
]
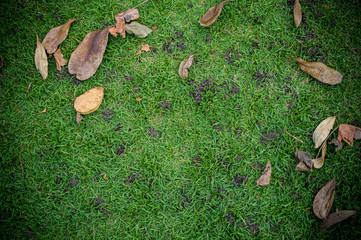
[
  {"left": 162, "top": 40, "right": 173, "bottom": 54},
  {"left": 251, "top": 162, "right": 264, "bottom": 170},
  {"left": 95, "top": 198, "right": 104, "bottom": 205},
  {"left": 102, "top": 109, "right": 113, "bottom": 120},
  {"left": 116, "top": 145, "right": 125, "bottom": 156},
  {"left": 69, "top": 178, "right": 78, "bottom": 187},
  {"left": 159, "top": 100, "right": 172, "bottom": 109},
  {"left": 191, "top": 78, "right": 213, "bottom": 102},
  {"left": 240, "top": 218, "right": 259, "bottom": 235},
  {"left": 114, "top": 124, "right": 122, "bottom": 131},
  {"left": 253, "top": 71, "right": 271, "bottom": 86},
  {"left": 225, "top": 213, "right": 235, "bottom": 224},
  {"left": 193, "top": 154, "right": 202, "bottom": 165},
  {"left": 147, "top": 127, "right": 162, "bottom": 138},
  {"left": 124, "top": 75, "right": 133, "bottom": 81},
  {"left": 176, "top": 41, "right": 185, "bottom": 51},
  {"left": 261, "top": 129, "right": 283, "bottom": 144},
  {"left": 180, "top": 190, "right": 191, "bottom": 208},
  {"left": 124, "top": 173, "right": 140, "bottom": 184},
  {"left": 223, "top": 49, "right": 242, "bottom": 66},
  {"left": 232, "top": 175, "right": 249, "bottom": 186},
  {"left": 206, "top": 35, "right": 211, "bottom": 43}
]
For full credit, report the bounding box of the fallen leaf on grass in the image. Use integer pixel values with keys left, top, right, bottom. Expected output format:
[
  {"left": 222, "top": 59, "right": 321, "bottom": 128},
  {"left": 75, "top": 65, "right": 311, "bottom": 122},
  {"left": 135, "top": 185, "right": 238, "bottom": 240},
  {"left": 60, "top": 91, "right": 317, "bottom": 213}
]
[
  {"left": 54, "top": 48, "right": 67, "bottom": 71},
  {"left": 103, "top": 174, "right": 108, "bottom": 181},
  {"left": 42, "top": 19, "right": 79, "bottom": 54},
  {"left": 337, "top": 124, "right": 361, "bottom": 147},
  {"left": 76, "top": 112, "right": 83, "bottom": 124},
  {"left": 320, "top": 210, "right": 356, "bottom": 232},
  {"left": 136, "top": 97, "right": 142, "bottom": 101},
  {"left": 313, "top": 116, "right": 336, "bottom": 148},
  {"left": 256, "top": 161, "right": 271, "bottom": 186},
  {"left": 178, "top": 54, "right": 199, "bottom": 79},
  {"left": 68, "top": 27, "right": 111, "bottom": 80},
  {"left": 312, "top": 142, "right": 327, "bottom": 168},
  {"left": 329, "top": 138, "right": 344, "bottom": 152},
  {"left": 294, "top": 0, "right": 302, "bottom": 28},
  {"left": 125, "top": 22, "right": 152, "bottom": 38},
  {"left": 34, "top": 32, "right": 48, "bottom": 79},
  {"left": 295, "top": 149, "right": 313, "bottom": 171},
  {"left": 313, "top": 178, "right": 336, "bottom": 220},
  {"left": 40, "top": 108, "right": 47, "bottom": 113},
  {"left": 198, "top": 0, "right": 234, "bottom": 27},
  {"left": 152, "top": 26, "right": 158, "bottom": 30},
  {"left": 136, "top": 43, "right": 150, "bottom": 55},
  {"left": 109, "top": 9, "right": 140, "bottom": 38},
  {"left": 74, "top": 87, "right": 104, "bottom": 114},
  {"left": 293, "top": 57, "right": 342, "bottom": 85},
  {"left": 26, "top": 83, "right": 31, "bottom": 93}
]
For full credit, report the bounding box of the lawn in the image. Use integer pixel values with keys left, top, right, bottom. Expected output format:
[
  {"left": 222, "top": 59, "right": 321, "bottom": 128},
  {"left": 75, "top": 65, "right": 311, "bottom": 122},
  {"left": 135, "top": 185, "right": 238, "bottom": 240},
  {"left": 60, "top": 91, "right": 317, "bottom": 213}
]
[{"left": 0, "top": 0, "right": 360, "bottom": 239}]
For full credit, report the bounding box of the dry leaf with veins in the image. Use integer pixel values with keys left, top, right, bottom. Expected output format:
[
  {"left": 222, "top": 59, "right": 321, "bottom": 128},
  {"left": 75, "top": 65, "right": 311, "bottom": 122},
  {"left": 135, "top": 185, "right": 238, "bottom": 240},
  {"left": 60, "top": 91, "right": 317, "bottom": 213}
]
[
  {"left": 293, "top": 57, "right": 342, "bottom": 85},
  {"left": 42, "top": 19, "right": 79, "bottom": 54},
  {"left": 68, "top": 27, "right": 111, "bottom": 80},
  {"left": 313, "top": 178, "right": 336, "bottom": 220},
  {"left": 74, "top": 87, "right": 104, "bottom": 115},
  {"left": 337, "top": 124, "right": 361, "bottom": 146},
  {"left": 295, "top": 149, "right": 313, "bottom": 171},
  {"left": 313, "top": 116, "right": 336, "bottom": 148},
  {"left": 294, "top": 0, "right": 302, "bottom": 27},
  {"left": 109, "top": 9, "right": 140, "bottom": 38},
  {"left": 54, "top": 48, "right": 67, "bottom": 71},
  {"left": 136, "top": 43, "right": 150, "bottom": 55},
  {"left": 320, "top": 210, "right": 356, "bottom": 232},
  {"left": 312, "top": 141, "right": 327, "bottom": 169},
  {"left": 178, "top": 54, "right": 199, "bottom": 79},
  {"left": 34, "top": 32, "right": 48, "bottom": 79},
  {"left": 256, "top": 161, "right": 271, "bottom": 186},
  {"left": 125, "top": 22, "right": 152, "bottom": 38},
  {"left": 198, "top": 0, "right": 234, "bottom": 27}
]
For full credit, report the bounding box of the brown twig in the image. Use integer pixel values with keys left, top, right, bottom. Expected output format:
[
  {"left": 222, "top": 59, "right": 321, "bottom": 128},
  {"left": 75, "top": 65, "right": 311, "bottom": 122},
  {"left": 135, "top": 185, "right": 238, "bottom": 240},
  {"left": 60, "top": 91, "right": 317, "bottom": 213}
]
[{"left": 285, "top": 131, "right": 304, "bottom": 143}]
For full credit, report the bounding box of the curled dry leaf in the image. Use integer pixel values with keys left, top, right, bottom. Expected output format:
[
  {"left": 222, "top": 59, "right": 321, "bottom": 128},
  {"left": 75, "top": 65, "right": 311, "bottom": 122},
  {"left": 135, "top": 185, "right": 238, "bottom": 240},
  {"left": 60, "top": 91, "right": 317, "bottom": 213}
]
[
  {"left": 68, "top": 27, "right": 111, "bottom": 80},
  {"left": 74, "top": 87, "right": 104, "bottom": 115},
  {"left": 110, "top": 9, "right": 140, "bottom": 38},
  {"left": 256, "top": 161, "right": 271, "bottom": 186},
  {"left": 34, "top": 32, "right": 48, "bottom": 79},
  {"left": 337, "top": 124, "right": 361, "bottom": 147},
  {"left": 295, "top": 149, "right": 313, "bottom": 171},
  {"left": 320, "top": 210, "right": 356, "bottom": 232},
  {"left": 125, "top": 22, "right": 152, "bottom": 38},
  {"left": 178, "top": 54, "right": 199, "bottom": 79},
  {"left": 313, "top": 116, "right": 336, "bottom": 148},
  {"left": 40, "top": 108, "right": 47, "bottom": 113},
  {"left": 42, "top": 19, "right": 79, "bottom": 54},
  {"left": 313, "top": 142, "right": 327, "bottom": 169},
  {"left": 76, "top": 112, "right": 83, "bottom": 124},
  {"left": 54, "top": 48, "right": 67, "bottom": 71},
  {"left": 293, "top": 57, "right": 342, "bottom": 85},
  {"left": 329, "top": 138, "right": 344, "bottom": 152},
  {"left": 136, "top": 43, "right": 150, "bottom": 55},
  {"left": 198, "top": 0, "right": 234, "bottom": 27},
  {"left": 294, "top": 0, "right": 302, "bottom": 27},
  {"left": 313, "top": 178, "right": 336, "bottom": 220}
]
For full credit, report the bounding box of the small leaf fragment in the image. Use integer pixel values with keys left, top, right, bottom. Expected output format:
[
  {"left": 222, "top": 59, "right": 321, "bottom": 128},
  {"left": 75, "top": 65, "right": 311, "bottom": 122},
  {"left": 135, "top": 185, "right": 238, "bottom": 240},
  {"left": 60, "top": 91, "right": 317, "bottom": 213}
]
[
  {"left": 313, "top": 116, "right": 336, "bottom": 148},
  {"left": 34, "top": 32, "right": 48, "bottom": 79},
  {"left": 313, "top": 178, "right": 336, "bottom": 220},
  {"left": 198, "top": 0, "right": 234, "bottom": 27},
  {"left": 136, "top": 43, "right": 150, "bottom": 55},
  {"left": 312, "top": 142, "right": 327, "bottom": 169},
  {"left": 110, "top": 9, "right": 140, "bottom": 38},
  {"left": 293, "top": 57, "right": 342, "bottom": 85},
  {"left": 40, "top": 108, "right": 47, "bottom": 113},
  {"left": 54, "top": 48, "right": 67, "bottom": 71},
  {"left": 125, "top": 22, "right": 153, "bottom": 38},
  {"left": 320, "top": 210, "right": 356, "bottom": 232},
  {"left": 329, "top": 138, "right": 344, "bottom": 152},
  {"left": 294, "top": 0, "right": 302, "bottom": 28},
  {"left": 178, "top": 54, "right": 199, "bottom": 79},
  {"left": 74, "top": 87, "right": 104, "bottom": 114},
  {"left": 337, "top": 124, "right": 361, "bottom": 147},
  {"left": 76, "top": 112, "right": 83, "bottom": 124},
  {"left": 256, "top": 161, "right": 271, "bottom": 186},
  {"left": 295, "top": 149, "right": 313, "bottom": 171}
]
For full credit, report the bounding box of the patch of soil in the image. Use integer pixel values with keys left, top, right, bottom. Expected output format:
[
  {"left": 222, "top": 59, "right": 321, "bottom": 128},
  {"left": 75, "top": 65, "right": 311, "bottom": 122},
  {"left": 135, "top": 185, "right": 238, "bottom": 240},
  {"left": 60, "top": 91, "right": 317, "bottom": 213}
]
[
  {"left": 233, "top": 175, "right": 249, "bottom": 186},
  {"left": 102, "top": 22, "right": 112, "bottom": 27},
  {"left": 235, "top": 154, "right": 244, "bottom": 162},
  {"left": 253, "top": 71, "right": 271, "bottom": 86},
  {"left": 187, "top": 3, "right": 193, "bottom": 8},
  {"left": 175, "top": 31, "right": 183, "bottom": 39},
  {"left": 351, "top": 119, "right": 361, "bottom": 126},
  {"left": 180, "top": 190, "right": 191, "bottom": 208},
  {"left": 124, "top": 173, "right": 140, "bottom": 184},
  {"left": 53, "top": 12, "right": 63, "bottom": 21},
  {"left": 147, "top": 127, "right": 162, "bottom": 138},
  {"left": 288, "top": 100, "right": 295, "bottom": 111},
  {"left": 206, "top": 35, "right": 211, "bottom": 43},
  {"left": 148, "top": 179, "right": 153, "bottom": 189},
  {"left": 261, "top": 129, "right": 283, "bottom": 144},
  {"left": 162, "top": 40, "right": 173, "bottom": 54},
  {"left": 240, "top": 218, "right": 259, "bottom": 235},
  {"left": 191, "top": 78, "right": 213, "bottom": 102},
  {"left": 24, "top": 229, "right": 33, "bottom": 238},
  {"left": 251, "top": 162, "right": 264, "bottom": 170},
  {"left": 124, "top": 75, "right": 133, "bottom": 81},
  {"left": 291, "top": 192, "right": 300, "bottom": 200},
  {"left": 225, "top": 213, "right": 235, "bottom": 225},
  {"left": 69, "top": 178, "right": 78, "bottom": 187},
  {"left": 223, "top": 49, "right": 242, "bottom": 66},
  {"left": 234, "top": 129, "right": 242, "bottom": 135},
  {"left": 212, "top": 122, "right": 222, "bottom": 131},
  {"left": 116, "top": 145, "right": 125, "bottom": 156},
  {"left": 133, "top": 85, "right": 140, "bottom": 93},
  {"left": 95, "top": 198, "right": 104, "bottom": 205},
  {"left": 102, "top": 109, "right": 113, "bottom": 120},
  {"left": 193, "top": 154, "right": 202, "bottom": 165},
  {"left": 159, "top": 100, "right": 172, "bottom": 109},
  {"left": 56, "top": 176, "right": 62, "bottom": 184},
  {"left": 114, "top": 124, "right": 122, "bottom": 131},
  {"left": 176, "top": 41, "right": 185, "bottom": 51}
]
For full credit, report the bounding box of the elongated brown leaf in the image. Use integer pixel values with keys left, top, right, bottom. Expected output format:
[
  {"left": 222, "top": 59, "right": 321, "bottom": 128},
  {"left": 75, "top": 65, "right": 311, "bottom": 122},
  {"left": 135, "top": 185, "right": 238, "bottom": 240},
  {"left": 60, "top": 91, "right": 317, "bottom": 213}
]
[
  {"left": 313, "top": 142, "right": 327, "bottom": 168},
  {"left": 34, "top": 32, "right": 48, "bottom": 79},
  {"left": 118, "top": 8, "right": 140, "bottom": 22},
  {"left": 295, "top": 149, "right": 313, "bottom": 171},
  {"left": 256, "top": 161, "right": 271, "bottom": 186},
  {"left": 178, "top": 54, "right": 199, "bottom": 79},
  {"left": 74, "top": 87, "right": 104, "bottom": 114},
  {"left": 125, "top": 22, "right": 152, "bottom": 38},
  {"left": 42, "top": 19, "right": 78, "bottom": 54},
  {"left": 109, "top": 9, "right": 140, "bottom": 38},
  {"left": 329, "top": 138, "right": 344, "bottom": 152},
  {"left": 198, "top": 0, "right": 234, "bottom": 27},
  {"left": 68, "top": 27, "right": 111, "bottom": 80},
  {"left": 337, "top": 124, "right": 361, "bottom": 147},
  {"left": 320, "top": 210, "right": 356, "bottom": 232},
  {"left": 313, "top": 178, "right": 336, "bottom": 220},
  {"left": 293, "top": 57, "right": 342, "bottom": 85},
  {"left": 313, "top": 116, "right": 336, "bottom": 148},
  {"left": 54, "top": 48, "right": 67, "bottom": 71},
  {"left": 294, "top": 0, "right": 302, "bottom": 28}
]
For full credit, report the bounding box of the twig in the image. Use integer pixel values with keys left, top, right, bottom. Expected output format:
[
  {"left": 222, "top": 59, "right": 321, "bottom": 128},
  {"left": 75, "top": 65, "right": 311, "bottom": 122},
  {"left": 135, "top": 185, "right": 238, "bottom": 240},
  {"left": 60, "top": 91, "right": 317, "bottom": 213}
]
[
  {"left": 133, "top": 0, "right": 150, "bottom": 9},
  {"left": 19, "top": 149, "right": 24, "bottom": 179},
  {"left": 315, "top": 125, "right": 339, "bottom": 159},
  {"left": 285, "top": 131, "right": 304, "bottom": 143}
]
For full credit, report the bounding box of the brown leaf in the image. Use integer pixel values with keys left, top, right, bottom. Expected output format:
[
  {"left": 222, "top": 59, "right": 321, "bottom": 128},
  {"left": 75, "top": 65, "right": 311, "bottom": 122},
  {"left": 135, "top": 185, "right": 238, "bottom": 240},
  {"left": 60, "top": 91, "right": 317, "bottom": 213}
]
[
  {"left": 40, "top": 108, "right": 47, "bottom": 113},
  {"left": 76, "top": 112, "right": 83, "bottom": 124},
  {"left": 313, "top": 142, "right": 327, "bottom": 169},
  {"left": 118, "top": 8, "right": 140, "bottom": 22},
  {"left": 125, "top": 22, "right": 153, "bottom": 38},
  {"left": 136, "top": 43, "right": 150, "bottom": 55},
  {"left": 26, "top": 83, "right": 31, "bottom": 93},
  {"left": 68, "top": 27, "right": 111, "bottom": 80},
  {"left": 329, "top": 138, "right": 344, "bottom": 152},
  {"left": 313, "top": 178, "right": 336, "bottom": 220},
  {"left": 74, "top": 87, "right": 104, "bottom": 114},
  {"left": 0, "top": 55, "right": 3, "bottom": 69},
  {"left": 34, "top": 32, "right": 48, "bottom": 79},
  {"left": 313, "top": 116, "right": 336, "bottom": 148},
  {"left": 256, "top": 161, "right": 271, "bottom": 186},
  {"left": 178, "top": 54, "right": 199, "bottom": 79},
  {"left": 320, "top": 210, "right": 356, "bottom": 232},
  {"left": 136, "top": 97, "right": 142, "bottom": 102},
  {"left": 295, "top": 149, "right": 313, "bottom": 171},
  {"left": 293, "top": 57, "right": 342, "bottom": 85},
  {"left": 198, "top": 0, "right": 234, "bottom": 27},
  {"left": 294, "top": 0, "right": 302, "bottom": 28},
  {"left": 111, "top": 9, "right": 140, "bottom": 38},
  {"left": 42, "top": 19, "right": 79, "bottom": 54},
  {"left": 54, "top": 48, "right": 67, "bottom": 71},
  {"left": 337, "top": 124, "right": 361, "bottom": 147},
  {"left": 114, "top": 17, "right": 126, "bottom": 38}
]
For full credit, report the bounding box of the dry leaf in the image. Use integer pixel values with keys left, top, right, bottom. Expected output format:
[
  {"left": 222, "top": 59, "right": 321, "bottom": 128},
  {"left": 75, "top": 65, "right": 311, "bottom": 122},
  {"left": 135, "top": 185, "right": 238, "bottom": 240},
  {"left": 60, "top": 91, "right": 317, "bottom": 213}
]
[
  {"left": 76, "top": 112, "right": 83, "bottom": 124},
  {"left": 293, "top": 57, "right": 342, "bottom": 85},
  {"left": 118, "top": 8, "right": 140, "bottom": 22},
  {"left": 136, "top": 43, "right": 150, "bottom": 55},
  {"left": 110, "top": 9, "right": 140, "bottom": 38},
  {"left": 152, "top": 26, "right": 158, "bottom": 30},
  {"left": 54, "top": 48, "right": 67, "bottom": 71},
  {"left": 178, "top": 54, "right": 199, "bottom": 79},
  {"left": 294, "top": 0, "right": 302, "bottom": 28},
  {"left": 26, "top": 83, "right": 31, "bottom": 93},
  {"left": 34, "top": 32, "right": 48, "bottom": 79},
  {"left": 113, "top": 17, "right": 125, "bottom": 38},
  {"left": 320, "top": 210, "right": 356, "bottom": 232},
  {"left": 256, "top": 161, "right": 271, "bottom": 186},
  {"left": 74, "top": 87, "right": 104, "bottom": 114},
  {"left": 337, "top": 124, "right": 361, "bottom": 147},
  {"left": 40, "top": 108, "right": 47, "bottom": 113},
  {"left": 329, "top": 138, "right": 344, "bottom": 152},
  {"left": 68, "top": 27, "right": 111, "bottom": 80},
  {"left": 42, "top": 19, "right": 79, "bottom": 54},
  {"left": 136, "top": 97, "right": 142, "bottom": 101},
  {"left": 0, "top": 55, "right": 3, "bottom": 69},
  {"left": 295, "top": 149, "right": 313, "bottom": 171},
  {"left": 103, "top": 174, "right": 108, "bottom": 181},
  {"left": 313, "top": 116, "right": 336, "bottom": 148},
  {"left": 313, "top": 142, "right": 327, "bottom": 168},
  {"left": 125, "top": 22, "right": 153, "bottom": 38},
  {"left": 198, "top": 0, "right": 234, "bottom": 27},
  {"left": 313, "top": 178, "right": 336, "bottom": 220}
]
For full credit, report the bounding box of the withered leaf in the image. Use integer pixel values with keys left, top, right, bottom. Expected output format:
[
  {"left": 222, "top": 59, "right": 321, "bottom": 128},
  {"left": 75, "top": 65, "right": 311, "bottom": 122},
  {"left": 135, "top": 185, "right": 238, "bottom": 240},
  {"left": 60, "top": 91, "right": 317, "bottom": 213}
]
[
  {"left": 320, "top": 210, "right": 356, "bottom": 232},
  {"left": 76, "top": 112, "right": 83, "bottom": 124},
  {"left": 34, "top": 32, "right": 48, "bottom": 79},
  {"left": 256, "top": 161, "right": 271, "bottom": 186},
  {"left": 337, "top": 124, "right": 361, "bottom": 147},
  {"left": 178, "top": 54, "right": 199, "bottom": 79},
  {"left": 125, "top": 22, "right": 152, "bottom": 38},
  {"left": 40, "top": 108, "right": 47, "bottom": 113},
  {"left": 313, "top": 178, "right": 336, "bottom": 220},
  {"left": 198, "top": 0, "right": 234, "bottom": 27},
  {"left": 74, "top": 87, "right": 104, "bottom": 114},
  {"left": 313, "top": 116, "right": 336, "bottom": 148},
  {"left": 54, "top": 48, "right": 67, "bottom": 71},
  {"left": 313, "top": 142, "right": 327, "bottom": 169},
  {"left": 136, "top": 43, "right": 150, "bottom": 55},
  {"left": 329, "top": 138, "right": 344, "bottom": 152},
  {"left": 68, "top": 27, "right": 111, "bottom": 80},
  {"left": 118, "top": 8, "right": 140, "bottom": 22},
  {"left": 294, "top": 0, "right": 302, "bottom": 28},
  {"left": 42, "top": 19, "right": 78, "bottom": 54},
  {"left": 110, "top": 9, "right": 140, "bottom": 38},
  {"left": 295, "top": 149, "right": 313, "bottom": 171},
  {"left": 293, "top": 57, "right": 342, "bottom": 85}
]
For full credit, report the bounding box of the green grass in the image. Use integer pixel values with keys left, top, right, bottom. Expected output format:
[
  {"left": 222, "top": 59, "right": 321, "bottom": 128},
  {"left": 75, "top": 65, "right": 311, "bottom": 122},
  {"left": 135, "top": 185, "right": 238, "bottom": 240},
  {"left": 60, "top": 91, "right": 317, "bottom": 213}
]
[{"left": 1, "top": 0, "right": 360, "bottom": 239}]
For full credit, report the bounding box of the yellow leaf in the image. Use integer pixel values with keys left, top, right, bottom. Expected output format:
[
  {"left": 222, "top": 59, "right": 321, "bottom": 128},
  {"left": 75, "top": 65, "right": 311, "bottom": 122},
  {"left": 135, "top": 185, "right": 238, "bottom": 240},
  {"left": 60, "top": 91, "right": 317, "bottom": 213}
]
[
  {"left": 313, "top": 116, "right": 336, "bottom": 148},
  {"left": 34, "top": 32, "right": 48, "bottom": 79},
  {"left": 74, "top": 87, "right": 104, "bottom": 114}
]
